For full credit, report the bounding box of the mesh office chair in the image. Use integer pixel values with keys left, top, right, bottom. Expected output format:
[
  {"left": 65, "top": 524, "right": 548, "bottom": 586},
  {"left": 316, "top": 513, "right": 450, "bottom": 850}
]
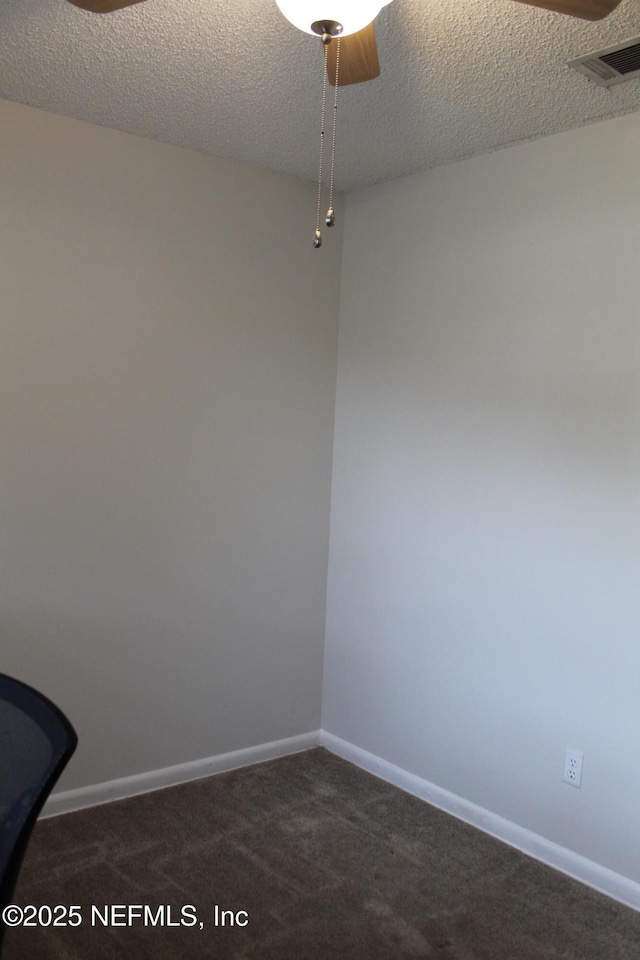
[{"left": 0, "top": 674, "right": 77, "bottom": 954}]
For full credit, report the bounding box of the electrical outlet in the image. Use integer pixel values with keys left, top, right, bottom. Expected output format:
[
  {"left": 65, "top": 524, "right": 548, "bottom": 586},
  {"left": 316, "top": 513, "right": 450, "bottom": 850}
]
[{"left": 563, "top": 749, "right": 584, "bottom": 788}]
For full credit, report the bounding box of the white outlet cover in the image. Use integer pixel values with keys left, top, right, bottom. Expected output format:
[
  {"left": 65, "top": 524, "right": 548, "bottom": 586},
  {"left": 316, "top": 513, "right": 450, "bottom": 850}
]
[{"left": 563, "top": 749, "right": 584, "bottom": 788}]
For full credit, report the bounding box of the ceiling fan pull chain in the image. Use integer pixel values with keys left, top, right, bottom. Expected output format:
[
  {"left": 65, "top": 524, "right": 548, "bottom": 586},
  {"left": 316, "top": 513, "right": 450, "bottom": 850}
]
[
  {"left": 326, "top": 37, "right": 340, "bottom": 228},
  {"left": 313, "top": 44, "right": 329, "bottom": 249}
]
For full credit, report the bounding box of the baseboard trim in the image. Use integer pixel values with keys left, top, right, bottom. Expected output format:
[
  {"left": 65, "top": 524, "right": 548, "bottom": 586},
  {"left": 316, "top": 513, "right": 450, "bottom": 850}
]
[
  {"left": 42, "top": 727, "right": 640, "bottom": 912},
  {"left": 320, "top": 730, "right": 640, "bottom": 913},
  {"left": 43, "top": 730, "right": 321, "bottom": 818}
]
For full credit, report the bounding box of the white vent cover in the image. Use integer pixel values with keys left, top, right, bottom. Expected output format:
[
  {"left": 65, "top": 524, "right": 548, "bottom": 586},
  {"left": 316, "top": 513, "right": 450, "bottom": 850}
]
[{"left": 568, "top": 37, "right": 640, "bottom": 87}]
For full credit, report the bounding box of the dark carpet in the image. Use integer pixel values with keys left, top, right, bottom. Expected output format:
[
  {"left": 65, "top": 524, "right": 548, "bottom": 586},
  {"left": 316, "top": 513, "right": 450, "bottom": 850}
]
[{"left": 5, "top": 748, "right": 640, "bottom": 959}]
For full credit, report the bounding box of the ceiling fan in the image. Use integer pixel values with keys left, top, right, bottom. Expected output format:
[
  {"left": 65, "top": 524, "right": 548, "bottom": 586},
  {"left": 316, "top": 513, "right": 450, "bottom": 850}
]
[{"left": 66, "top": 0, "right": 625, "bottom": 86}]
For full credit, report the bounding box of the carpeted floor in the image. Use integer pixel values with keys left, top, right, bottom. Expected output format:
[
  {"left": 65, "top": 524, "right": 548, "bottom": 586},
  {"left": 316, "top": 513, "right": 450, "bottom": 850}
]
[{"left": 5, "top": 747, "right": 640, "bottom": 959}]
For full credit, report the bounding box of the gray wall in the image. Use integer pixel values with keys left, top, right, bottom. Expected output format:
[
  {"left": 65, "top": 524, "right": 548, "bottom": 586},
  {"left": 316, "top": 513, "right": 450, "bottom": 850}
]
[
  {"left": 4, "top": 91, "right": 640, "bottom": 891},
  {"left": 1, "top": 98, "right": 343, "bottom": 790},
  {"left": 323, "top": 112, "right": 640, "bottom": 883}
]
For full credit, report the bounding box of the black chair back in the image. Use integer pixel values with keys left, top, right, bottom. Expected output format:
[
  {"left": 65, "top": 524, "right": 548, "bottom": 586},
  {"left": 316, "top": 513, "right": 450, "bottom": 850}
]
[{"left": 0, "top": 674, "right": 77, "bottom": 953}]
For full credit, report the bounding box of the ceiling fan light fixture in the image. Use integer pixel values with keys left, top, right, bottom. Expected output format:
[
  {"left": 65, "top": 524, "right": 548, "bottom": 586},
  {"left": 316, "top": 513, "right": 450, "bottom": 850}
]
[{"left": 275, "top": 0, "right": 390, "bottom": 38}]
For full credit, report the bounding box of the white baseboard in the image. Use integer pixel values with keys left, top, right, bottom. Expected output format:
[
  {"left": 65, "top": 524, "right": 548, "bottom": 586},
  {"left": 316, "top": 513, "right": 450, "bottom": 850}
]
[
  {"left": 42, "top": 727, "right": 640, "bottom": 913},
  {"left": 320, "top": 730, "right": 640, "bottom": 913},
  {"left": 43, "top": 730, "right": 321, "bottom": 818}
]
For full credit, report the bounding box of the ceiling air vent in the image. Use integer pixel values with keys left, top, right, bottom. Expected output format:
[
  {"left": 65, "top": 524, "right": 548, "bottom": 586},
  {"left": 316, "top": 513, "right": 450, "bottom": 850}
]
[{"left": 568, "top": 36, "right": 640, "bottom": 87}]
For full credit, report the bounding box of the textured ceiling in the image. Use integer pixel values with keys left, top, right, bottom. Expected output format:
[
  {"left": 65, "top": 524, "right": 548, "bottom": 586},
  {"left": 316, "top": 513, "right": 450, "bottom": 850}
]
[{"left": 1, "top": 0, "right": 639, "bottom": 190}]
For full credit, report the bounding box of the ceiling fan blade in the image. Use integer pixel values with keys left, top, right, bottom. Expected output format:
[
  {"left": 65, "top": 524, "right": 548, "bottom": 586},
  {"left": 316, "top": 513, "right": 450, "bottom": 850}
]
[
  {"left": 66, "top": 0, "right": 147, "bottom": 12},
  {"left": 508, "top": 0, "right": 623, "bottom": 20},
  {"left": 327, "top": 23, "right": 380, "bottom": 86}
]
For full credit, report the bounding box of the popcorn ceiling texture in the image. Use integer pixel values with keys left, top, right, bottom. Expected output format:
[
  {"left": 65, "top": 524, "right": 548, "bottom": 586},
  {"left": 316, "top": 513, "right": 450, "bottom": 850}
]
[{"left": 1, "top": 0, "right": 639, "bottom": 190}]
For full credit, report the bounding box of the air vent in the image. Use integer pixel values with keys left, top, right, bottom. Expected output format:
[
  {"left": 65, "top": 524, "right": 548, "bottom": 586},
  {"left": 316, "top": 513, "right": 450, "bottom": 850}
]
[{"left": 568, "top": 36, "right": 640, "bottom": 87}]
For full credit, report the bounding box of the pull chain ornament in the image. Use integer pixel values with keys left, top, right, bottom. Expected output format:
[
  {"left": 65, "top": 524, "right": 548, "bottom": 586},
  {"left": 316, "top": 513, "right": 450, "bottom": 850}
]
[
  {"left": 325, "top": 36, "right": 340, "bottom": 228},
  {"left": 313, "top": 43, "right": 329, "bottom": 248},
  {"left": 313, "top": 32, "right": 340, "bottom": 248}
]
